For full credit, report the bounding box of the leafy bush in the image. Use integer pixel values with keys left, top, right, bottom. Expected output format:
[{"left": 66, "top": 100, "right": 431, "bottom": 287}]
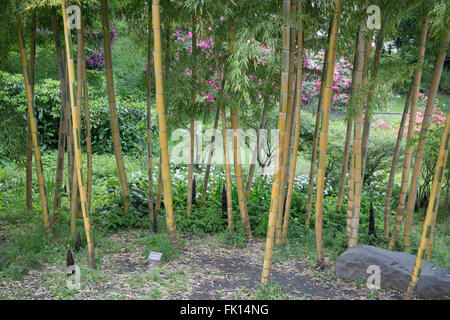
[{"left": 0, "top": 71, "right": 158, "bottom": 156}]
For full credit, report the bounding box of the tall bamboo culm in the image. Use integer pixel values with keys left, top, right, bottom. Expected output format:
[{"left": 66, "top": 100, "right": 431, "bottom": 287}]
[
  {"left": 275, "top": 0, "right": 297, "bottom": 245},
  {"left": 201, "top": 107, "right": 220, "bottom": 205},
  {"left": 405, "top": 110, "right": 449, "bottom": 299},
  {"left": 51, "top": 10, "right": 68, "bottom": 217},
  {"left": 305, "top": 48, "right": 328, "bottom": 227},
  {"left": 15, "top": 11, "right": 51, "bottom": 235},
  {"left": 384, "top": 82, "right": 413, "bottom": 237},
  {"left": 147, "top": 2, "right": 156, "bottom": 232},
  {"left": 336, "top": 113, "right": 352, "bottom": 211},
  {"left": 261, "top": 0, "right": 292, "bottom": 285},
  {"left": 26, "top": 13, "right": 37, "bottom": 213},
  {"left": 402, "top": 27, "right": 449, "bottom": 252},
  {"left": 80, "top": 30, "right": 93, "bottom": 214},
  {"left": 388, "top": 13, "right": 429, "bottom": 250},
  {"left": 313, "top": 0, "right": 342, "bottom": 263},
  {"left": 229, "top": 26, "right": 252, "bottom": 240},
  {"left": 348, "top": 15, "right": 367, "bottom": 248},
  {"left": 152, "top": 0, "right": 178, "bottom": 245},
  {"left": 187, "top": 16, "right": 197, "bottom": 218},
  {"left": 214, "top": 49, "right": 234, "bottom": 236},
  {"left": 101, "top": 0, "right": 130, "bottom": 214},
  {"left": 61, "top": 1, "right": 95, "bottom": 268},
  {"left": 281, "top": 0, "right": 303, "bottom": 246}
]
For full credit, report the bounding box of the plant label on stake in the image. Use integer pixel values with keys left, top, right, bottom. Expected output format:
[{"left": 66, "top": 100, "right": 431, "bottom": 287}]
[{"left": 148, "top": 251, "right": 162, "bottom": 299}]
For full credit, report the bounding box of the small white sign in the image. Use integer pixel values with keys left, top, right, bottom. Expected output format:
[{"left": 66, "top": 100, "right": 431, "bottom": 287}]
[{"left": 148, "top": 251, "right": 162, "bottom": 262}]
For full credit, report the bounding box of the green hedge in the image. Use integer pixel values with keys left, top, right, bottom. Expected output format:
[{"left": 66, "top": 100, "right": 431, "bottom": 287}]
[{"left": 0, "top": 71, "right": 157, "bottom": 162}]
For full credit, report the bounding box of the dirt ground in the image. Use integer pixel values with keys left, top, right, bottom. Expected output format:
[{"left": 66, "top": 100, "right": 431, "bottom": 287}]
[{"left": 0, "top": 230, "right": 408, "bottom": 300}]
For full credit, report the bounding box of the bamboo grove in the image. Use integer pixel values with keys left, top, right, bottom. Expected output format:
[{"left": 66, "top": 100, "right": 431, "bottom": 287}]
[{"left": 4, "top": 0, "right": 449, "bottom": 300}]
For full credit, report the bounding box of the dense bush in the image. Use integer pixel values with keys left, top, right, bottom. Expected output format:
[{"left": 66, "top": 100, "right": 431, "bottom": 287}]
[{"left": 0, "top": 71, "right": 157, "bottom": 157}]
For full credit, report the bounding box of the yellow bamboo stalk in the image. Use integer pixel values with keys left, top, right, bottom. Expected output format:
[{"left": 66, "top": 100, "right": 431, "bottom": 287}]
[
  {"left": 275, "top": 0, "right": 297, "bottom": 245},
  {"left": 348, "top": 14, "right": 367, "bottom": 249},
  {"left": 147, "top": 2, "right": 156, "bottom": 231},
  {"left": 384, "top": 82, "right": 413, "bottom": 238},
  {"left": 101, "top": 0, "right": 130, "bottom": 214},
  {"left": 305, "top": 48, "right": 329, "bottom": 228},
  {"left": 221, "top": 107, "right": 234, "bottom": 236},
  {"left": 201, "top": 107, "right": 220, "bottom": 205},
  {"left": 61, "top": 1, "right": 95, "bottom": 268},
  {"left": 26, "top": 13, "right": 37, "bottom": 213},
  {"left": 403, "top": 27, "right": 449, "bottom": 252},
  {"left": 15, "top": 12, "right": 51, "bottom": 235},
  {"left": 80, "top": 31, "right": 93, "bottom": 215},
  {"left": 389, "top": 14, "right": 429, "bottom": 250},
  {"left": 405, "top": 110, "right": 449, "bottom": 299},
  {"left": 313, "top": 0, "right": 342, "bottom": 263},
  {"left": 245, "top": 106, "right": 267, "bottom": 199},
  {"left": 281, "top": 0, "right": 303, "bottom": 246},
  {"left": 187, "top": 116, "right": 195, "bottom": 217},
  {"left": 187, "top": 16, "right": 198, "bottom": 218},
  {"left": 346, "top": 152, "right": 355, "bottom": 239},
  {"left": 261, "top": 0, "right": 293, "bottom": 285},
  {"left": 229, "top": 25, "right": 252, "bottom": 240},
  {"left": 336, "top": 119, "right": 352, "bottom": 211},
  {"left": 152, "top": 0, "right": 178, "bottom": 245},
  {"left": 51, "top": 10, "right": 68, "bottom": 217}
]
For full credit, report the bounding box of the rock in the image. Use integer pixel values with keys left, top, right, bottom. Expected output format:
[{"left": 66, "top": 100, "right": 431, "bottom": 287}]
[{"left": 335, "top": 244, "right": 450, "bottom": 299}]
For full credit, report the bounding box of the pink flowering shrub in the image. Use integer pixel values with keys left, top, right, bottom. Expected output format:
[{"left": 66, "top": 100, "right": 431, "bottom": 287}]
[{"left": 302, "top": 50, "right": 353, "bottom": 111}]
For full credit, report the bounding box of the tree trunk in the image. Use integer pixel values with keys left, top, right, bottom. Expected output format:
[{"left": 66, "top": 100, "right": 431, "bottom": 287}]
[
  {"left": 389, "top": 13, "right": 429, "bottom": 250},
  {"left": 403, "top": 27, "right": 449, "bottom": 252}
]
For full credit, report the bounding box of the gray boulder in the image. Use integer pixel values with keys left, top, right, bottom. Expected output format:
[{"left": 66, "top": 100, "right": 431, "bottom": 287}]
[{"left": 335, "top": 244, "right": 450, "bottom": 299}]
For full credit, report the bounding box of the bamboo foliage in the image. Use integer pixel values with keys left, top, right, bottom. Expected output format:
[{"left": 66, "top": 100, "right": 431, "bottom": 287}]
[
  {"left": 61, "top": 1, "right": 95, "bottom": 268},
  {"left": 152, "top": 0, "right": 178, "bottom": 246},
  {"left": 389, "top": 13, "right": 429, "bottom": 250},
  {"left": 14, "top": 11, "right": 51, "bottom": 236},
  {"left": 281, "top": 0, "right": 303, "bottom": 246},
  {"left": 402, "top": 27, "right": 449, "bottom": 252},
  {"left": 405, "top": 110, "right": 449, "bottom": 300},
  {"left": 313, "top": 0, "right": 342, "bottom": 263},
  {"left": 101, "top": 0, "right": 130, "bottom": 214}
]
